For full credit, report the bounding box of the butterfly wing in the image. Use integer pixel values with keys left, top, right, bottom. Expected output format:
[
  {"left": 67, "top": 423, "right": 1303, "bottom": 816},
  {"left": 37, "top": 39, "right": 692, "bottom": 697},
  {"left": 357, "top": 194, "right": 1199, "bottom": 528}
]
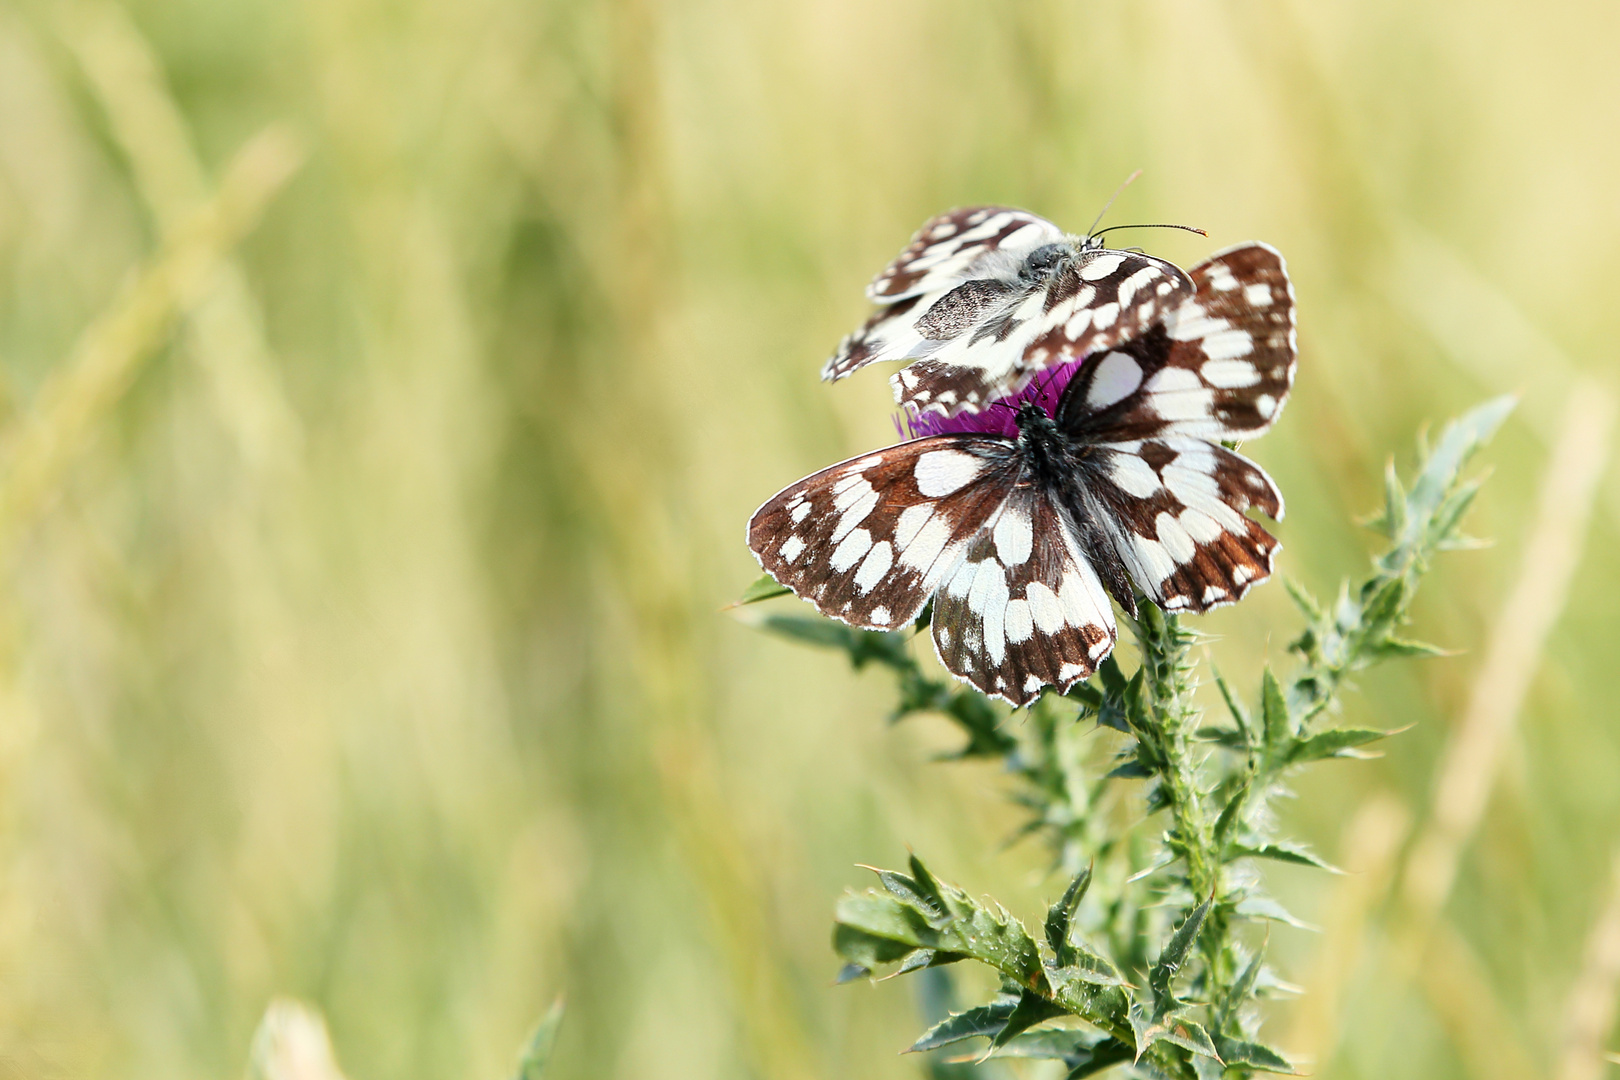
[
  {"left": 930, "top": 485, "right": 1118, "bottom": 706},
  {"left": 867, "top": 206, "right": 1064, "bottom": 302},
  {"left": 892, "top": 249, "right": 1193, "bottom": 418},
  {"left": 822, "top": 208, "right": 1061, "bottom": 383},
  {"left": 748, "top": 436, "right": 1022, "bottom": 630},
  {"left": 1048, "top": 243, "right": 1296, "bottom": 614},
  {"left": 1078, "top": 437, "right": 1283, "bottom": 615},
  {"left": 1057, "top": 242, "right": 1296, "bottom": 443}
]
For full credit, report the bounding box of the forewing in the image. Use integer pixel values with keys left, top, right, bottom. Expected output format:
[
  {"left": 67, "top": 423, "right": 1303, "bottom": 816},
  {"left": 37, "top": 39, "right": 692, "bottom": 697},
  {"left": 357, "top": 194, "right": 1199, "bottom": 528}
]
[
  {"left": 748, "top": 437, "right": 1021, "bottom": 630},
  {"left": 823, "top": 207, "right": 1056, "bottom": 383},
  {"left": 1080, "top": 437, "right": 1283, "bottom": 614},
  {"left": 890, "top": 248, "right": 1194, "bottom": 418},
  {"left": 823, "top": 279, "right": 1022, "bottom": 383},
  {"left": 1057, "top": 242, "right": 1296, "bottom": 443},
  {"left": 931, "top": 486, "right": 1118, "bottom": 706},
  {"left": 867, "top": 207, "right": 1063, "bottom": 301}
]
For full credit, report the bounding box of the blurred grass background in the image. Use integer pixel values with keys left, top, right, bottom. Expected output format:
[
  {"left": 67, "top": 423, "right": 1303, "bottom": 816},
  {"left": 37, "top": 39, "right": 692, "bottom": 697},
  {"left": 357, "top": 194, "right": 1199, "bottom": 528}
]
[{"left": 0, "top": 0, "right": 1617, "bottom": 1078}]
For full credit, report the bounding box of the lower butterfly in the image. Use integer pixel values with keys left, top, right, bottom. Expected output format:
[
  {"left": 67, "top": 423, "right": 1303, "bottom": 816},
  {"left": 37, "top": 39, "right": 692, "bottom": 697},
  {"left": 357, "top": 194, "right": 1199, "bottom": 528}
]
[{"left": 749, "top": 242, "right": 1295, "bottom": 705}]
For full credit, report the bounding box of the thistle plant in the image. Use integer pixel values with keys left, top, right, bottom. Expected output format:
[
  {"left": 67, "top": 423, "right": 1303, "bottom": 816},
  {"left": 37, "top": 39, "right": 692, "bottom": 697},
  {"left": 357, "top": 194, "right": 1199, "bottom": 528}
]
[{"left": 741, "top": 396, "right": 1513, "bottom": 1078}]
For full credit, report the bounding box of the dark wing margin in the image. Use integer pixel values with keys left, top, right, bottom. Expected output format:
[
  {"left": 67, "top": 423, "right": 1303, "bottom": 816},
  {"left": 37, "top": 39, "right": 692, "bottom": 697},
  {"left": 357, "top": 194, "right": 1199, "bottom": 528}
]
[
  {"left": 1057, "top": 242, "right": 1296, "bottom": 443},
  {"left": 747, "top": 436, "right": 1021, "bottom": 630},
  {"left": 930, "top": 486, "right": 1118, "bottom": 706},
  {"left": 890, "top": 248, "right": 1194, "bottom": 419},
  {"left": 1080, "top": 437, "right": 1283, "bottom": 614}
]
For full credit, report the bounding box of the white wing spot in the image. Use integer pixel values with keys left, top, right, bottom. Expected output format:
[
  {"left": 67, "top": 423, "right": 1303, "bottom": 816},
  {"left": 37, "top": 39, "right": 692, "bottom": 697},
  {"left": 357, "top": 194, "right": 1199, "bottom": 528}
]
[
  {"left": 1025, "top": 582, "right": 1065, "bottom": 633},
  {"left": 1206, "top": 264, "right": 1240, "bottom": 291},
  {"left": 993, "top": 510, "right": 1033, "bottom": 566},
  {"left": 830, "top": 528, "right": 873, "bottom": 572},
  {"left": 1057, "top": 570, "right": 1098, "bottom": 626},
  {"left": 899, "top": 515, "right": 954, "bottom": 574},
  {"left": 1201, "top": 358, "right": 1261, "bottom": 387},
  {"left": 854, "top": 540, "right": 894, "bottom": 592},
  {"left": 967, "top": 559, "right": 1008, "bottom": 616},
  {"left": 870, "top": 605, "right": 891, "bottom": 624},
  {"left": 1145, "top": 367, "right": 1215, "bottom": 422},
  {"left": 1085, "top": 351, "right": 1144, "bottom": 410},
  {"left": 832, "top": 474, "right": 869, "bottom": 499},
  {"left": 1065, "top": 307, "right": 1094, "bottom": 338},
  {"left": 1090, "top": 302, "right": 1120, "bottom": 330},
  {"left": 945, "top": 559, "right": 979, "bottom": 599},
  {"left": 1243, "top": 282, "right": 1273, "bottom": 308},
  {"left": 1024, "top": 673, "right": 1044, "bottom": 693},
  {"left": 1116, "top": 265, "right": 1162, "bottom": 306},
  {"left": 1133, "top": 535, "right": 1177, "bottom": 585},
  {"left": 1167, "top": 304, "right": 1231, "bottom": 342},
  {"left": 780, "top": 535, "right": 805, "bottom": 563},
  {"left": 982, "top": 606, "right": 1007, "bottom": 665},
  {"left": 1202, "top": 585, "right": 1228, "bottom": 604},
  {"left": 1178, "top": 508, "right": 1225, "bottom": 544},
  {"left": 1110, "top": 454, "right": 1162, "bottom": 499},
  {"left": 1059, "top": 662, "right": 1085, "bottom": 681},
  {"left": 830, "top": 486, "right": 880, "bottom": 543},
  {"left": 895, "top": 503, "right": 934, "bottom": 548},
  {"left": 1232, "top": 565, "right": 1255, "bottom": 586},
  {"left": 1200, "top": 329, "right": 1255, "bottom": 361},
  {"left": 1255, "top": 394, "right": 1278, "bottom": 418},
  {"left": 1154, "top": 512, "right": 1197, "bottom": 564},
  {"left": 1005, "top": 599, "right": 1033, "bottom": 644},
  {"left": 914, "top": 449, "right": 984, "bottom": 497},
  {"left": 790, "top": 501, "right": 811, "bottom": 524},
  {"left": 1080, "top": 253, "right": 1126, "bottom": 281}
]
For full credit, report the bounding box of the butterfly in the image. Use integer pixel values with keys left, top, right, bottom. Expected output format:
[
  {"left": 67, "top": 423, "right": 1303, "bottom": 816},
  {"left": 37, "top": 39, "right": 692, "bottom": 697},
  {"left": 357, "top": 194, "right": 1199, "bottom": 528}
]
[
  {"left": 823, "top": 206, "right": 1200, "bottom": 418},
  {"left": 753, "top": 241, "right": 1295, "bottom": 705}
]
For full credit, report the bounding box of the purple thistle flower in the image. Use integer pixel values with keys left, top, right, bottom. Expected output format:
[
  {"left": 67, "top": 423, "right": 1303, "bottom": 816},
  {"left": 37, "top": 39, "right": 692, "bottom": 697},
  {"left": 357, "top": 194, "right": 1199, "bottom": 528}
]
[{"left": 898, "top": 358, "right": 1086, "bottom": 441}]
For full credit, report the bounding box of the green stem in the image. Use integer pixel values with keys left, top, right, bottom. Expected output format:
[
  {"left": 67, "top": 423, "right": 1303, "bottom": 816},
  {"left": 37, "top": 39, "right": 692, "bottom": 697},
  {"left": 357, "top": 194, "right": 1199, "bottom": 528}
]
[{"left": 1132, "top": 604, "right": 1216, "bottom": 897}]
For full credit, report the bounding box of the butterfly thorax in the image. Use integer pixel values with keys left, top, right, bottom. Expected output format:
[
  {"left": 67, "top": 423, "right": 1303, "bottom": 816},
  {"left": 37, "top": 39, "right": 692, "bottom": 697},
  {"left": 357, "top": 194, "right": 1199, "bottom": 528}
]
[
  {"left": 1013, "top": 401, "right": 1077, "bottom": 484},
  {"left": 1018, "top": 242, "right": 1074, "bottom": 284}
]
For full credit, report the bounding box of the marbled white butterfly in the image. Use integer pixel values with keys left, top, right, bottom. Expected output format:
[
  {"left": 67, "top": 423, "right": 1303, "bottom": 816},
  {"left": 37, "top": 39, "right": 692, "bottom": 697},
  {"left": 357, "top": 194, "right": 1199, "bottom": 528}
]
[
  {"left": 824, "top": 206, "right": 1200, "bottom": 418},
  {"left": 753, "top": 241, "right": 1295, "bottom": 705}
]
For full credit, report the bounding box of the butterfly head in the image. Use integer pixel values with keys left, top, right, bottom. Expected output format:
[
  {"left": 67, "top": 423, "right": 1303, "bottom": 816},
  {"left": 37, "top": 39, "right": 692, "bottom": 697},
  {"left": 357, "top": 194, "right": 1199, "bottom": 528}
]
[{"left": 1020, "top": 242, "right": 1073, "bottom": 283}]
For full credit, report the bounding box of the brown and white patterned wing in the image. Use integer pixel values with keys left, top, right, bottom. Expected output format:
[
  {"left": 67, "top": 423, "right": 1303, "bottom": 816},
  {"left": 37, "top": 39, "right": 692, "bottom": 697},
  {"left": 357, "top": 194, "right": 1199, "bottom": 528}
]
[
  {"left": 930, "top": 486, "right": 1118, "bottom": 706},
  {"left": 1057, "top": 243, "right": 1296, "bottom": 443},
  {"left": 823, "top": 207, "right": 1062, "bottom": 383},
  {"left": 891, "top": 249, "right": 1193, "bottom": 418},
  {"left": 748, "top": 437, "right": 1022, "bottom": 630},
  {"left": 1080, "top": 437, "right": 1284, "bottom": 614},
  {"left": 867, "top": 207, "right": 1064, "bottom": 302}
]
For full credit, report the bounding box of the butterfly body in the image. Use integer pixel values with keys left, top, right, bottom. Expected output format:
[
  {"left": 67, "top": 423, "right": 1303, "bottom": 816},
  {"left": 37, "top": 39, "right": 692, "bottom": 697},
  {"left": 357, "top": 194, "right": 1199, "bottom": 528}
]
[{"left": 756, "top": 228, "right": 1296, "bottom": 705}]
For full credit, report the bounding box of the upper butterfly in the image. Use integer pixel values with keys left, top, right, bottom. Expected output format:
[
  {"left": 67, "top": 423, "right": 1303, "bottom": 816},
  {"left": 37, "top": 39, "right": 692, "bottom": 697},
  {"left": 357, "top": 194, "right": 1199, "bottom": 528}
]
[
  {"left": 823, "top": 206, "right": 1197, "bottom": 417},
  {"left": 755, "top": 241, "right": 1295, "bottom": 705}
]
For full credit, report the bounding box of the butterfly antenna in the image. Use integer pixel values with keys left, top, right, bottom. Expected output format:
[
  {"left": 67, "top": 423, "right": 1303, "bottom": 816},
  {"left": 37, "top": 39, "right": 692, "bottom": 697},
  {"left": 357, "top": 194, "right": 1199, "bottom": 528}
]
[
  {"left": 1090, "top": 222, "right": 1209, "bottom": 241},
  {"left": 1085, "top": 169, "right": 1143, "bottom": 238},
  {"left": 1028, "top": 366, "right": 1065, "bottom": 411}
]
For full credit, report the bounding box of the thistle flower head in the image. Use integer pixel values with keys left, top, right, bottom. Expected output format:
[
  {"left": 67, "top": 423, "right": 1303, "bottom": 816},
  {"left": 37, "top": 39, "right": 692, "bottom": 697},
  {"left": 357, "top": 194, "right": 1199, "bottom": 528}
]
[{"left": 900, "top": 359, "right": 1085, "bottom": 441}]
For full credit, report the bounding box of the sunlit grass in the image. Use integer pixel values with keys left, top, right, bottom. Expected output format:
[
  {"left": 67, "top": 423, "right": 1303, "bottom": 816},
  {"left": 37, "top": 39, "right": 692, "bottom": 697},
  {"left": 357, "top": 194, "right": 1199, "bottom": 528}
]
[{"left": 0, "top": 1, "right": 1616, "bottom": 1078}]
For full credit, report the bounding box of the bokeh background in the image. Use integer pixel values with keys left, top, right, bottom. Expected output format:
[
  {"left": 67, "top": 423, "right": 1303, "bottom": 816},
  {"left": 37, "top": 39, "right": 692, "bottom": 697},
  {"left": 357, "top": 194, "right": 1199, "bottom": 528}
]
[{"left": 0, "top": 1, "right": 1618, "bottom": 1078}]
